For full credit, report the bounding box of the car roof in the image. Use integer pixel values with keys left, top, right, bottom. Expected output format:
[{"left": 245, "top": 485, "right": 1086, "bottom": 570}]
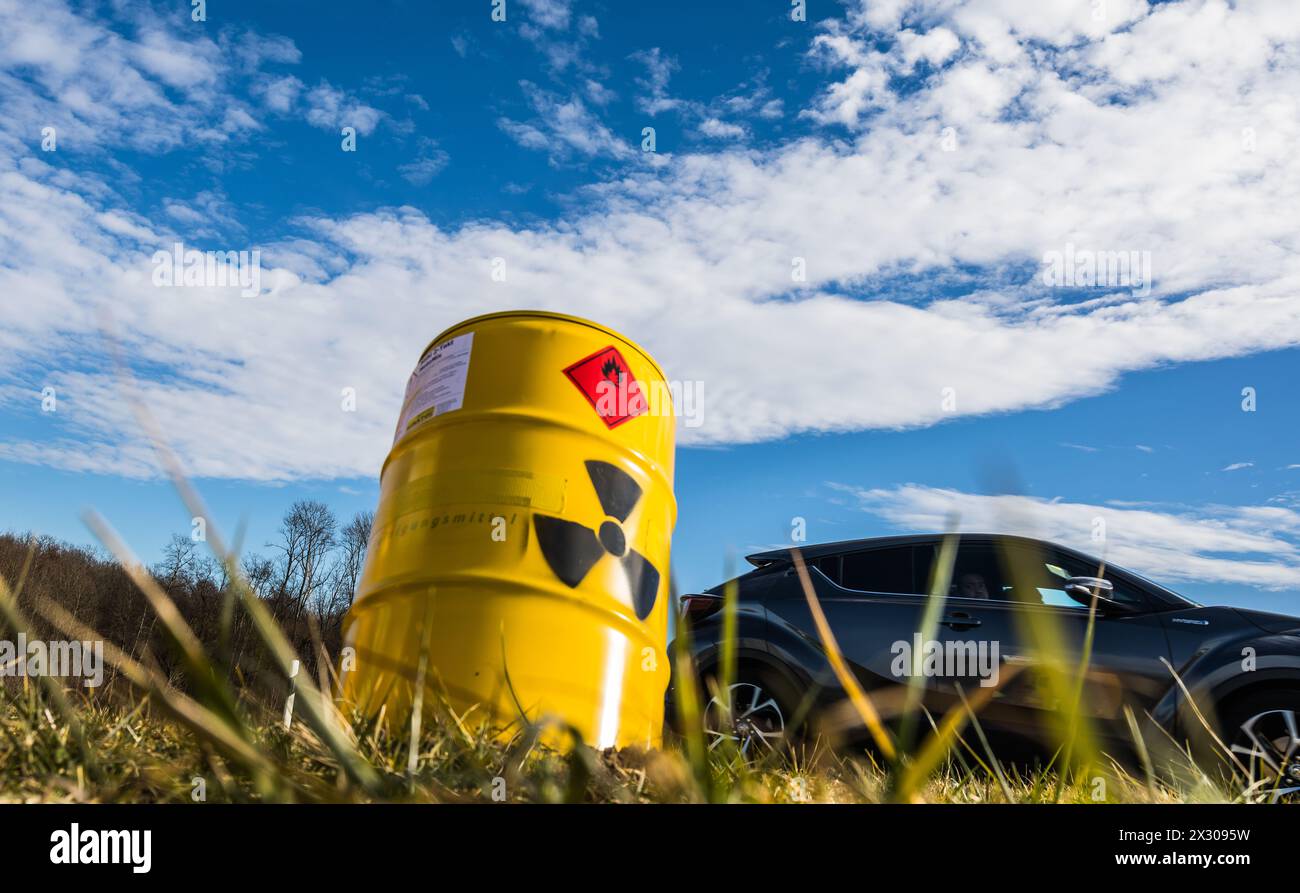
[{"left": 744, "top": 533, "right": 1058, "bottom": 567}]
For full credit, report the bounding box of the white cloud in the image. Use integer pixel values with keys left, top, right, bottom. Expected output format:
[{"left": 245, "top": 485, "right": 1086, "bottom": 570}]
[
  {"left": 629, "top": 48, "right": 682, "bottom": 115},
  {"left": 518, "top": 0, "right": 573, "bottom": 31},
  {"left": 1, "top": 0, "right": 1299, "bottom": 485},
  {"left": 0, "top": 0, "right": 225, "bottom": 151},
  {"left": 252, "top": 75, "right": 303, "bottom": 113},
  {"left": 834, "top": 483, "right": 1300, "bottom": 590},
  {"left": 697, "top": 117, "right": 745, "bottom": 140},
  {"left": 498, "top": 81, "right": 631, "bottom": 162},
  {"left": 584, "top": 79, "right": 617, "bottom": 106},
  {"left": 629, "top": 57, "right": 782, "bottom": 136},
  {"left": 160, "top": 190, "right": 243, "bottom": 239},
  {"left": 398, "top": 138, "right": 450, "bottom": 185},
  {"left": 803, "top": 25, "right": 897, "bottom": 127},
  {"left": 1222, "top": 462, "right": 1254, "bottom": 472},
  {"left": 303, "top": 81, "right": 384, "bottom": 135},
  {"left": 130, "top": 29, "right": 221, "bottom": 90},
  {"left": 898, "top": 27, "right": 961, "bottom": 69},
  {"left": 497, "top": 118, "right": 550, "bottom": 151},
  {"left": 230, "top": 31, "right": 302, "bottom": 71},
  {"left": 0, "top": 1, "right": 382, "bottom": 149},
  {"left": 514, "top": 0, "right": 602, "bottom": 74}
]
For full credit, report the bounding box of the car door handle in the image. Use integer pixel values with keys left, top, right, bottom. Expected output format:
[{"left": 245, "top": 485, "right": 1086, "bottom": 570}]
[{"left": 940, "top": 613, "right": 982, "bottom": 631}]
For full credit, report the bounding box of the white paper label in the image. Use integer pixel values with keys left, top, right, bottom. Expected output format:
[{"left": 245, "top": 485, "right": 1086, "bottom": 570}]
[{"left": 393, "top": 332, "right": 473, "bottom": 444}]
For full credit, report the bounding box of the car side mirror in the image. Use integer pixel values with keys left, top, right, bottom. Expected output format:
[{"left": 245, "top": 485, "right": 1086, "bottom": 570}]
[{"left": 1063, "top": 576, "right": 1129, "bottom": 612}]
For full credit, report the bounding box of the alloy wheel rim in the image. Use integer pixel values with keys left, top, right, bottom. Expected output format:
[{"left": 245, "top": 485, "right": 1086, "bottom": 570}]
[
  {"left": 704, "top": 682, "right": 786, "bottom": 757},
  {"left": 1231, "top": 708, "right": 1300, "bottom": 801}
]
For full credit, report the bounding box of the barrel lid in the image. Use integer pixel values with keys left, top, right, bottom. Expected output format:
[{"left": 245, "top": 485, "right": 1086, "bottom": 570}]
[{"left": 422, "top": 310, "right": 667, "bottom": 381}]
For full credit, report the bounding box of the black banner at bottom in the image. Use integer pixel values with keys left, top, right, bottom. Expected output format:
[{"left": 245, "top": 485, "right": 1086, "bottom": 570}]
[{"left": 6, "top": 803, "right": 1281, "bottom": 879}]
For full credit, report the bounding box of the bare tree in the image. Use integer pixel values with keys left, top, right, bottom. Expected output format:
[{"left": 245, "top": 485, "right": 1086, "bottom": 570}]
[
  {"left": 329, "top": 510, "right": 373, "bottom": 615},
  {"left": 241, "top": 553, "right": 275, "bottom": 598},
  {"left": 156, "top": 533, "right": 198, "bottom": 589},
  {"left": 269, "top": 500, "right": 338, "bottom": 622}
]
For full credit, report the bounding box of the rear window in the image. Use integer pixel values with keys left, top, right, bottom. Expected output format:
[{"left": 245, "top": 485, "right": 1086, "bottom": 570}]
[
  {"left": 810, "top": 555, "right": 841, "bottom": 583},
  {"left": 840, "top": 546, "right": 916, "bottom": 594}
]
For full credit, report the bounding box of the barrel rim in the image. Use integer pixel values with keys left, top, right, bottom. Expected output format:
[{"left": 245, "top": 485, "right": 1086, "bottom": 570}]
[{"left": 421, "top": 310, "right": 668, "bottom": 381}]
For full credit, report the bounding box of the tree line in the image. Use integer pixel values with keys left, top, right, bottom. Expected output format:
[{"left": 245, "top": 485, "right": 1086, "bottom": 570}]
[{"left": 0, "top": 500, "right": 373, "bottom": 703}]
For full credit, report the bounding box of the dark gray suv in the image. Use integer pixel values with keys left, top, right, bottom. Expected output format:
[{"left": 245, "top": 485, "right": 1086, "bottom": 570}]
[{"left": 670, "top": 534, "right": 1300, "bottom": 792}]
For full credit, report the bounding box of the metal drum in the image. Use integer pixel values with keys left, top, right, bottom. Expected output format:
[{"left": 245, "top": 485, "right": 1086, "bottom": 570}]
[{"left": 340, "top": 311, "right": 677, "bottom": 749}]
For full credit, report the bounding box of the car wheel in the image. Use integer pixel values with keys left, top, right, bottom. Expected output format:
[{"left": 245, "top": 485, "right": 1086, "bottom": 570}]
[
  {"left": 703, "top": 680, "right": 789, "bottom": 757},
  {"left": 1224, "top": 690, "right": 1300, "bottom": 800}
]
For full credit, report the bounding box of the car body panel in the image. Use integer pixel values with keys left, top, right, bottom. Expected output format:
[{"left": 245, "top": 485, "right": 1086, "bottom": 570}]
[{"left": 1150, "top": 606, "right": 1300, "bottom": 735}]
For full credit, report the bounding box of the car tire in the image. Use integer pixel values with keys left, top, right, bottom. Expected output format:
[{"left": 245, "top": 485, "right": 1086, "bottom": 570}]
[
  {"left": 1220, "top": 688, "right": 1300, "bottom": 799},
  {"left": 700, "top": 667, "right": 799, "bottom": 758}
]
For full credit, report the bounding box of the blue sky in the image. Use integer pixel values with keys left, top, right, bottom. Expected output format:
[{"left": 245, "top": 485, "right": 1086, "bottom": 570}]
[{"left": 2, "top": 0, "right": 1299, "bottom": 612}]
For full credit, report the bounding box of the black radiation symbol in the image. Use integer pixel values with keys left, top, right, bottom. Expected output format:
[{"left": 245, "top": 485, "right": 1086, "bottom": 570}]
[{"left": 533, "top": 460, "right": 660, "bottom": 620}]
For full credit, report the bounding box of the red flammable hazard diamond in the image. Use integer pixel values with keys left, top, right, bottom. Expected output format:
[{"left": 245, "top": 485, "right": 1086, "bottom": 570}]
[{"left": 562, "top": 345, "right": 647, "bottom": 429}]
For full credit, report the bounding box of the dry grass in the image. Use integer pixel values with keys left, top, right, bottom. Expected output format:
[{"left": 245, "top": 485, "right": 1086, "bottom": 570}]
[{"left": 0, "top": 684, "right": 1236, "bottom": 804}]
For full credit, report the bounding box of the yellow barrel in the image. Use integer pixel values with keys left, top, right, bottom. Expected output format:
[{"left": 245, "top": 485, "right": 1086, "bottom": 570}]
[{"left": 340, "top": 311, "right": 676, "bottom": 749}]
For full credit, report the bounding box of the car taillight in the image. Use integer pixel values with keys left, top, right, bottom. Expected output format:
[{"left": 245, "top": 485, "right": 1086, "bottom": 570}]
[{"left": 678, "top": 594, "right": 723, "bottom": 621}]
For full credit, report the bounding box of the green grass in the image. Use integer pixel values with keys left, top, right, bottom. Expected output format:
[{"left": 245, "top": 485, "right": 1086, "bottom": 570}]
[{"left": 0, "top": 679, "right": 1250, "bottom": 804}]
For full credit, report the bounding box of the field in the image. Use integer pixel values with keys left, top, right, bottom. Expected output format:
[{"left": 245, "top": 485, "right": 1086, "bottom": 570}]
[
  {"left": 0, "top": 539, "right": 1268, "bottom": 805},
  {"left": 0, "top": 671, "right": 1264, "bottom": 804}
]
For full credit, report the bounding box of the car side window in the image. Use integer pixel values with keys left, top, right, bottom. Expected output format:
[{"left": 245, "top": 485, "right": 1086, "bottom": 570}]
[
  {"left": 1011, "top": 545, "right": 1148, "bottom": 610},
  {"left": 950, "top": 543, "right": 1008, "bottom": 601},
  {"left": 945, "top": 540, "right": 1148, "bottom": 609},
  {"left": 913, "top": 543, "right": 937, "bottom": 595},
  {"left": 839, "top": 546, "right": 917, "bottom": 594},
  {"left": 815, "top": 540, "right": 1152, "bottom": 608},
  {"left": 811, "top": 555, "right": 841, "bottom": 584}
]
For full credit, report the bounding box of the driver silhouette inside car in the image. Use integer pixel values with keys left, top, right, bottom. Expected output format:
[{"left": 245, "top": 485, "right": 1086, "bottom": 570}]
[{"left": 955, "top": 572, "right": 991, "bottom": 599}]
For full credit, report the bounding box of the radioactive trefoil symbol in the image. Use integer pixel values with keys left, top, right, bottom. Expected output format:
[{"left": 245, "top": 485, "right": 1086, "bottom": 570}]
[{"left": 533, "top": 460, "right": 660, "bottom": 620}]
